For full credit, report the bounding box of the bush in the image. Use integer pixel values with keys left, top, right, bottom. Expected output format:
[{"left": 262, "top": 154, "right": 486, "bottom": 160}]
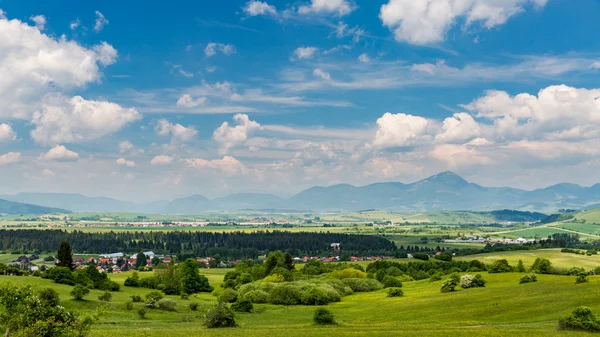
[
  {"left": 38, "top": 288, "right": 60, "bottom": 307},
  {"left": 145, "top": 291, "right": 164, "bottom": 308},
  {"left": 98, "top": 291, "right": 112, "bottom": 302},
  {"left": 429, "top": 272, "right": 444, "bottom": 282},
  {"left": 124, "top": 272, "right": 140, "bottom": 287},
  {"left": 138, "top": 308, "right": 146, "bottom": 319},
  {"left": 386, "top": 266, "right": 402, "bottom": 276},
  {"left": 559, "top": 306, "right": 600, "bottom": 332},
  {"left": 301, "top": 287, "right": 330, "bottom": 305},
  {"left": 488, "top": 259, "right": 513, "bottom": 273},
  {"left": 130, "top": 295, "right": 142, "bottom": 302},
  {"left": 205, "top": 303, "right": 236, "bottom": 328},
  {"left": 241, "top": 290, "right": 269, "bottom": 304},
  {"left": 218, "top": 288, "right": 238, "bottom": 303},
  {"left": 412, "top": 252, "right": 429, "bottom": 261},
  {"left": 231, "top": 300, "right": 253, "bottom": 313},
  {"left": 519, "top": 274, "right": 537, "bottom": 284},
  {"left": 461, "top": 274, "right": 486, "bottom": 288},
  {"left": 99, "top": 280, "right": 120, "bottom": 291},
  {"left": 263, "top": 274, "right": 286, "bottom": 283},
  {"left": 516, "top": 260, "right": 526, "bottom": 272},
  {"left": 181, "top": 293, "right": 189, "bottom": 300},
  {"left": 157, "top": 298, "right": 177, "bottom": 311},
  {"left": 189, "top": 302, "right": 199, "bottom": 311},
  {"left": 531, "top": 258, "right": 553, "bottom": 274},
  {"left": 441, "top": 274, "right": 460, "bottom": 293},
  {"left": 126, "top": 301, "right": 134, "bottom": 310},
  {"left": 435, "top": 252, "right": 453, "bottom": 262},
  {"left": 575, "top": 272, "right": 589, "bottom": 284},
  {"left": 70, "top": 284, "right": 90, "bottom": 300},
  {"left": 342, "top": 278, "right": 383, "bottom": 292},
  {"left": 268, "top": 284, "right": 302, "bottom": 305},
  {"left": 381, "top": 276, "right": 402, "bottom": 288},
  {"left": 328, "top": 268, "right": 366, "bottom": 279},
  {"left": 387, "top": 287, "right": 404, "bottom": 297},
  {"left": 48, "top": 267, "right": 76, "bottom": 285},
  {"left": 313, "top": 308, "right": 336, "bottom": 325},
  {"left": 471, "top": 274, "right": 486, "bottom": 287}
]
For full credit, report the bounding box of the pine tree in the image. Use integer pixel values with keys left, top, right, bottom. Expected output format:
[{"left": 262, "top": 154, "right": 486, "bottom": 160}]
[
  {"left": 56, "top": 240, "right": 74, "bottom": 271},
  {"left": 283, "top": 252, "right": 295, "bottom": 270}
]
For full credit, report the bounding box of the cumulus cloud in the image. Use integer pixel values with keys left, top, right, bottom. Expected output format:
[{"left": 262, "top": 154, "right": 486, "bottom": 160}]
[
  {"left": 293, "top": 47, "right": 318, "bottom": 60},
  {"left": 244, "top": 1, "right": 277, "bottom": 16},
  {"left": 30, "top": 95, "right": 141, "bottom": 145},
  {"left": 29, "top": 15, "right": 46, "bottom": 30},
  {"left": 313, "top": 69, "right": 331, "bottom": 81},
  {"left": 298, "top": 0, "right": 356, "bottom": 16},
  {"left": 155, "top": 119, "right": 198, "bottom": 142},
  {"left": 116, "top": 158, "right": 136, "bottom": 167},
  {"left": 176, "top": 94, "right": 207, "bottom": 108},
  {"left": 435, "top": 112, "right": 481, "bottom": 142},
  {"left": 372, "top": 112, "right": 430, "bottom": 148},
  {"left": 0, "top": 13, "right": 120, "bottom": 121},
  {"left": 429, "top": 143, "right": 491, "bottom": 168},
  {"left": 0, "top": 152, "right": 20, "bottom": 166},
  {"left": 151, "top": 155, "right": 174, "bottom": 165},
  {"left": 39, "top": 145, "right": 79, "bottom": 161},
  {"left": 380, "top": 0, "right": 548, "bottom": 45},
  {"left": 94, "top": 11, "right": 108, "bottom": 32},
  {"left": 186, "top": 156, "right": 247, "bottom": 175},
  {"left": 213, "top": 114, "right": 261, "bottom": 153},
  {"left": 204, "top": 43, "right": 236, "bottom": 58},
  {"left": 0, "top": 123, "right": 16, "bottom": 142}
]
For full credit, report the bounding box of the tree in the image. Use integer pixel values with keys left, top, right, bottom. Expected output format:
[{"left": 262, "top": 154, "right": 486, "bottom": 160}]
[
  {"left": 516, "top": 260, "right": 526, "bottom": 272},
  {"left": 313, "top": 308, "right": 336, "bottom": 325},
  {"left": 531, "top": 258, "right": 553, "bottom": 274},
  {"left": 71, "top": 284, "right": 90, "bottom": 300},
  {"left": 179, "top": 258, "right": 212, "bottom": 294},
  {"left": 283, "top": 252, "right": 295, "bottom": 270},
  {"left": 135, "top": 252, "right": 147, "bottom": 269},
  {"left": 204, "top": 303, "right": 236, "bottom": 328},
  {"left": 56, "top": 240, "right": 74, "bottom": 271}
]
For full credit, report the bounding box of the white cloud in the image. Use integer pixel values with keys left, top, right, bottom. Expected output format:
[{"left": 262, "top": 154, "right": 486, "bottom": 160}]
[
  {"left": 293, "top": 47, "right": 318, "bottom": 60},
  {"left": 429, "top": 143, "right": 491, "bottom": 168},
  {"left": 151, "top": 155, "right": 174, "bottom": 165},
  {"left": 41, "top": 168, "right": 56, "bottom": 177},
  {"left": 176, "top": 94, "right": 207, "bottom": 107},
  {"left": 0, "top": 13, "right": 120, "bottom": 120},
  {"left": 155, "top": 119, "right": 198, "bottom": 142},
  {"left": 244, "top": 1, "right": 277, "bottom": 16},
  {"left": 358, "top": 53, "right": 370, "bottom": 63},
  {"left": 213, "top": 114, "right": 261, "bottom": 153},
  {"left": 435, "top": 112, "right": 481, "bottom": 142},
  {"left": 0, "top": 123, "right": 16, "bottom": 142},
  {"left": 30, "top": 15, "right": 46, "bottom": 30},
  {"left": 69, "top": 18, "right": 80, "bottom": 30},
  {"left": 380, "top": 0, "right": 548, "bottom": 45},
  {"left": 0, "top": 152, "right": 20, "bottom": 166},
  {"left": 298, "top": 0, "right": 356, "bottom": 16},
  {"left": 312, "top": 68, "right": 331, "bottom": 81},
  {"left": 372, "top": 112, "right": 430, "bottom": 148},
  {"left": 94, "top": 11, "right": 108, "bottom": 32},
  {"left": 186, "top": 156, "right": 247, "bottom": 175},
  {"left": 30, "top": 95, "right": 141, "bottom": 145},
  {"left": 116, "top": 158, "right": 136, "bottom": 167},
  {"left": 0, "top": 9, "right": 5, "bottom": 19},
  {"left": 204, "top": 43, "right": 236, "bottom": 58},
  {"left": 119, "top": 141, "right": 134, "bottom": 153},
  {"left": 169, "top": 64, "right": 194, "bottom": 78},
  {"left": 39, "top": 145, "right": 79, "bottom": 161}
]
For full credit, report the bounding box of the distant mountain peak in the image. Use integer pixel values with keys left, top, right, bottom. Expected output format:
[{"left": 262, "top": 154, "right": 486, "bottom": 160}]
[{"left": 421, "top": 171, "right": 469, "bottom": 186}]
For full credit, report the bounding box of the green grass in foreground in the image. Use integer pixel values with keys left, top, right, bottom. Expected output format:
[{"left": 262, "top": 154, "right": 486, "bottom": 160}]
[{"left": 3, "top": 250, "right": 600, "bottom": 336}]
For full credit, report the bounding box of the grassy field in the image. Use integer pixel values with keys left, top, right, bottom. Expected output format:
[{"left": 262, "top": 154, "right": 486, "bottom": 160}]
[
  {"left": 551, "top": 222, "right": 600, "bottom": 236},
  {"left": 2, "top": 250, "right": 600, "bottom": 336},
  {"left": 456, "top": 248, "right": 600, "bottom": 269}
]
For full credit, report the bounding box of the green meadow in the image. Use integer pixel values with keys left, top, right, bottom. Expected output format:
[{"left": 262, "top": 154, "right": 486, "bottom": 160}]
[{"left": 2, "top": 249, "right": 600, "bottom": 336}]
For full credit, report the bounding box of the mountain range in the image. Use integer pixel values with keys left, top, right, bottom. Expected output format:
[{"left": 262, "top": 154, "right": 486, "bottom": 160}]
[
  {"left": 0, "top": 198, "right": 70, "bottom": 215},
  {"left": 3, "top": 171, "right": 600, "bottom": 214}
]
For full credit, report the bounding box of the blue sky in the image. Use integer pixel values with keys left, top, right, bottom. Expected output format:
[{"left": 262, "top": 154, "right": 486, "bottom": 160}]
[{"left": 1, "top": 0, "right": 600, "bottom": 201}]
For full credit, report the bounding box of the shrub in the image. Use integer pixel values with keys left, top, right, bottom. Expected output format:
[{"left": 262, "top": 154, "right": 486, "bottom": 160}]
[
  {"left": 531, "top": 258, "right": 553, "bottom": 274},
  {"left": 241, "top": 290, "right": 269, "bottom": 304},
  {"left": 575, "top": 272, "right": 589, "bottom": 284},
  {"left": 386, "top": 266, "right": 402, "bottom": 277},
  {"left": 138, "top": 308, "right": 146, "bottom": 319},
  {"left": 189, "top": 302, "right": 199, "bottom": 311},
  {"left": 313, "top": 308, "right": 336, "bottom": 325},
  {"left": 387, "top": 288, "right": 404, "bottom": 297},
  {"left": 218, "top": 288, "right": 238, "bottom": 303},
  {"left": 429, "top": 272, "right": 444, "bottom": 282},
  {"left": 471, "top": 274, "right": 486, "bottom": 287},
  {"left": 263, "top": 274, "right": 286, "bottom": 283},
  {"left": 342, "top": 278, "right": 383, "bottom": 292},
  {"left": 519, "top": 274, "right": 537, "bottom": 284},
  {"left": 180, "top": 293, "right": 189, "bottom": 300},
  {"left": 38, "top": 288, "right": 60, "bottom": 307},
  {"left": 204, "top": 303, "right": 236, "bottom": 328},
  {"left": 441, "top": 274, "right": 460, "bottom": 293},
  {"left": 461, "top": 274, "right": 486, "bottom": 288},
  {"left": 301, "top": 287, "right": 330, "bottom": 305},
  {"left": 124, "top": 272, "right": 140, "bottom": 287},
  {"left": 558, "top": 306, "right": 600, "bottom": 332},
  {"left": 145, "top": 291, "right": 164, "bottom": 302},
  {"left": 231, "top": 300, "right": 253, "bottom": 313},
  {"left": 99, "top": 280, "right": 120, "bottom": 292},
  {"left": 70, "top": 284, "right": 90, "bottom": 300},
  {"left": 126, "top": 301, "right": 134, "bottom": 310},
  {"left": 516, "top": 260, "right": 526, "bottom": 272},
  {"left": 412, "top": 252, "right": 429, "bottom": 261},
  {"left": 381, "top": 276, "right": 402, "bottom": 288},
  {"left": 157, "top": 298, "right": 177, "bottom": 311},
  {"left": 98, "top": 291, "right": 112, "bottom": 302},
  {"left": 328, "top": 268, "right": 366, "bottom": 279},
  {"left": 488, "top": 259, "right": 513, "bottom": 273},
  {"left": 130, "top": 295, "right": 142, "bottom": 302},
  {"left": 268, "top": 284, "right": 302, "bottom": 305},
  {"left": 435, "top": 252, "right": 452, "bottom": 262},
  {"left": 48, "top": 267, "right": 76, "bottom": 285}
]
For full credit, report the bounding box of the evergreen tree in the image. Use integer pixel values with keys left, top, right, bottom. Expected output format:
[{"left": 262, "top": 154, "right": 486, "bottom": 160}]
[
  {"left": 283, "top": 252, "right": 295, "bottom": 270},
  {"left": 56, "top": 240, "right": 74, "bottom": 271},
  {"left": 135, "top": 252, "right": 147, "bottom": 269}
]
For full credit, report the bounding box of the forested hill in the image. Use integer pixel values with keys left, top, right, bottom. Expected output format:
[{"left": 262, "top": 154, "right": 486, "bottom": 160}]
[
  {"left": 0, "top": 199, "right": 70, "bottom": 214},
  {"left": 0, "top": 230, "right": 397, "bottom": 258}
]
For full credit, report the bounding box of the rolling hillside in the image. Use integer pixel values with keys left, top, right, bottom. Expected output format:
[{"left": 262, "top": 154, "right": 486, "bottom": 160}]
[{"left": 0, "top": 198, "right": 70, "bottom": 214}]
